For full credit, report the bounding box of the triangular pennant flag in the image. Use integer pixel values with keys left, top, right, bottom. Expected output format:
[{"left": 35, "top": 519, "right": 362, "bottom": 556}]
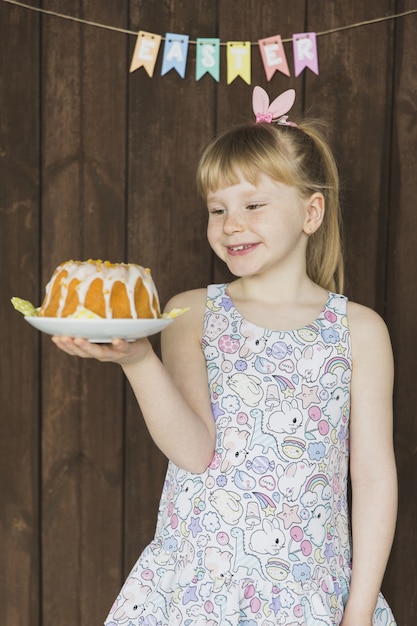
[
  {"left": 258, "top": 35, "right": 290, "bottom": 80},
  {"left": 196, "top": 38, "right": 220, "bottom": 81},
  {"left": 161, "top": 33, "right": 189, "bottom": 78},
  {"left": 292, "top": 32, "right": 319, "bottom": 76},
  {"left": 130, "top": 31, "right": 162, "bottom": 76},
  {"left": 227, "top": 41, "right": 251, "bottom": 85}
]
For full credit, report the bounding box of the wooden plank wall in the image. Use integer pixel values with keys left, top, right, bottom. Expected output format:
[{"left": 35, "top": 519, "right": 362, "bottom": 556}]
[{"left": 1, "top": 1, "right": 416, "bottom": 624}]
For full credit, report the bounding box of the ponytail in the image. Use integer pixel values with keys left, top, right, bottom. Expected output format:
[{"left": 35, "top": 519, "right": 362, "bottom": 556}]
[{"left": 296, "top": 122, "right": 344, "bottom": 293}]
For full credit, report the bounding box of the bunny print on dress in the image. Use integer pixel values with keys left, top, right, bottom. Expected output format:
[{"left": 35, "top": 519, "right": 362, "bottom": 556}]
[
  {"left": 294, "top": 343, "right": 333, "bottom": 383},
  {"left": 105, "top": 284, "right": 396, "bottom": 626}
]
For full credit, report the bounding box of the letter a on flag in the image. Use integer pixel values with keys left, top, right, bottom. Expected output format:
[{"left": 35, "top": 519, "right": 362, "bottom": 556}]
[
  {"left": 130, "top": 31, "right": 162, "bottom": 76},
  {"left": 293, "top": 32, "right": 319, "bottom": 76},
  {"left": 161, "top": 33, "right": 189, "bottom": 78}
]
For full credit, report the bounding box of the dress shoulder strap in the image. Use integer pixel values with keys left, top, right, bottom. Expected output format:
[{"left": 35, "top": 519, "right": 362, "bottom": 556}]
[
  {"left": 206, "top": 284, "right": 227, "bottom": 304},
  {"left": 327, "top": 292, "right": 348, "bottom": 318}
]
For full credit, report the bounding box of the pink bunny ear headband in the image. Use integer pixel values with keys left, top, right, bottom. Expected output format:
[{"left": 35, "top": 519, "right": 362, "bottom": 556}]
[{"left": 252, "top": 86, "right": 298, "bottom": 127}]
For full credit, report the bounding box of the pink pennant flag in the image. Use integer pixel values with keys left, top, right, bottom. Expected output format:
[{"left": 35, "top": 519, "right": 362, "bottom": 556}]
[
  {"left": 292, "top": 32, "right": 319, "bottom": 77},
  {"left": 258, "top": 35, "right": 290, "bottom": 80}
]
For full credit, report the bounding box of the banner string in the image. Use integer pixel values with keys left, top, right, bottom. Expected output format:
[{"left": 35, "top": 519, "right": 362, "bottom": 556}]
[{"left": 2, "top": 0, "right": 417, "bottom": 43}]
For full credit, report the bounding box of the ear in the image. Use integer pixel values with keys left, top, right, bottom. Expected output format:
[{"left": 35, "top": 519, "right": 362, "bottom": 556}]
[{"left": 303, "top": 193, "right": 325, "bottom": 235}]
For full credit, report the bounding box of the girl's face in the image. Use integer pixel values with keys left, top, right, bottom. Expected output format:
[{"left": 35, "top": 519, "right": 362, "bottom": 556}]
[{"left": 206, "top": 171, "right": 316, "bottom": 280}]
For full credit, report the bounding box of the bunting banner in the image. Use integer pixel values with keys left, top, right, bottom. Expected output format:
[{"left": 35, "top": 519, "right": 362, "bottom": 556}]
[
  {"left": 161, "top": 32, "right": 189, "bottom": 78},
  {"left": 4, "top": 2, "right": 417, "bottom": 85},
  {"left": 293, "top": 32, "right": 319, "bottom": 76},
  {"left": 258, "top": 35, "right": 290, "bottom": 80},
  {"left": 196, "top": 38, "right": 220, "bottom": 82},
  {"left": 226, "top": 41, "right": 251, "bottom": 84},
  {"left": 129, "top": 30, "right": 162, "bottom": 76}
]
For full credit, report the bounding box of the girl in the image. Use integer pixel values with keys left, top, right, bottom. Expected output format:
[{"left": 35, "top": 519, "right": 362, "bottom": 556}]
[{"left": 53, "top": 87, "right": 397, "bottom": 626}]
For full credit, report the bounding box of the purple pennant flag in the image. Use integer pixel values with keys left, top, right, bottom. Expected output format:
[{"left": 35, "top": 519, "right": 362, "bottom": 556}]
[
  {"left": 161, "top": 32, "right": 189, "bottom": 78},
  {"left": 292, "top": 32, "right": 319, "bottom": 76}
]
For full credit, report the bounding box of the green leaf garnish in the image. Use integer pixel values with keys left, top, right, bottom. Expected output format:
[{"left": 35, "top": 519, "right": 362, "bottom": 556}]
[{"left": 11, "top": 297, "right": 40, "bottom": 317}]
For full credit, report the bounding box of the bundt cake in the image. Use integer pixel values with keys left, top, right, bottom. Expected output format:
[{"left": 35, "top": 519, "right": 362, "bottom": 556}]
[{"left": 39, "top": 259, "right": 160, "bottom": 319}]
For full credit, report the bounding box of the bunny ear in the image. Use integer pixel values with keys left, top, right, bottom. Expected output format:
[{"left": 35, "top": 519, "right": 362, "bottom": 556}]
[
  {"left": 252, "top": 86, "right": 270, "bottom": 116},
  {"left": 267, "top": 88, "right": 296, "bottom": 119}
]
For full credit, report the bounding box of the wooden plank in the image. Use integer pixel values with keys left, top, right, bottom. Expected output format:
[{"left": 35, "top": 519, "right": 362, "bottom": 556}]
[
  {"left": 384, "top": 1, "right": 417, "bottom": 622},
  {"left": 40, "top": 3, "right": 85, "bottom": 621},
  {"left": 0, "top": 3, "right": 41, "bottom": 625},
  {"left": 77, "top": 2, "right": 129, "bottom": 620},
  {"left": 40, "top": 2, "right": 128, "bottom": 624},
  {"left": 305, "top": 1, "right": 396, "bottom": 310},
  {"left": 123, "top": 0, "right": 217, "bottom": 572}
]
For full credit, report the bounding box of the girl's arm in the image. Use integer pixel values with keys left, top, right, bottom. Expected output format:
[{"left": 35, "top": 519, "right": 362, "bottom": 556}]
[
  {"left": 124, "top": 288, "right": 216, "bottom": 471},
  {"left": 52, "top": 288, "right": 216, "bottom": 473},
  {"left": 341, "top": 302, "right": 397, "bottom": 625}
]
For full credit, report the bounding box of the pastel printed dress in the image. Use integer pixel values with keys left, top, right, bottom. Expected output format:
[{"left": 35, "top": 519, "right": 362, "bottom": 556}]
[{"left": 105, "top": 284, "right": 396, "bottom": 626}]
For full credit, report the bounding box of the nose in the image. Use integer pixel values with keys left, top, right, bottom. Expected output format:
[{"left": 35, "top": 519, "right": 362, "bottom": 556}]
[{"left": 223, "top": 210, "right": 244, "bottom": 234}]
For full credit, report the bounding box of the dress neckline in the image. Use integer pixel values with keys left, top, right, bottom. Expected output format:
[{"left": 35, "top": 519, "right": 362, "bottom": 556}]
[{"left": 220, "top": 284, "right": 335, "bottom": 334}]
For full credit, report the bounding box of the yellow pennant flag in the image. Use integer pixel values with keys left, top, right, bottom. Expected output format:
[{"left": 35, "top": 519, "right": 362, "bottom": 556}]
[
  {"left": 130, "top": 31, "right": 162, "bottom": 76},
  {"left": 226, "top": 41, "right": 251, "bottom": 84}
]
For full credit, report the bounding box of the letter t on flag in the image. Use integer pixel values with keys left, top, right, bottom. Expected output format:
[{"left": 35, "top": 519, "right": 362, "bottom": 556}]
[
  {"left": 293, "top": 32, "right": 319, "bottom": 76},
  {"left": 130, "top": 31, "right": 162, "bottom": 76},
  {"left": 227, "top": 41, "right": 251, "bottom": 84}
]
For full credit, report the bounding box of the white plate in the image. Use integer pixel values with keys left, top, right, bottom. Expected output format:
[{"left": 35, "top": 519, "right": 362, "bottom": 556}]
[{"left": 25, "top": 316, "right": 173, "bottom": 342}]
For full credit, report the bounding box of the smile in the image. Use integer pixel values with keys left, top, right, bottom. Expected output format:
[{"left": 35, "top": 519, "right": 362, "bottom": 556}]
[{"left": 227, "top": 243, "right": 258, "bottom": 255}]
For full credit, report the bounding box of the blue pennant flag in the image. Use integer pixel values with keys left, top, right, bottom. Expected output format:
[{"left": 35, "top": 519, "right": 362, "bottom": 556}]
[{"left": 161, "top": 32, "right": 189, "bottom": 78}]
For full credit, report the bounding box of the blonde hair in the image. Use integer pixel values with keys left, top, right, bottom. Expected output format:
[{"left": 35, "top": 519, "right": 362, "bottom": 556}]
[{"left": 196, "top": 121, "right": 344, "bottom": 293}]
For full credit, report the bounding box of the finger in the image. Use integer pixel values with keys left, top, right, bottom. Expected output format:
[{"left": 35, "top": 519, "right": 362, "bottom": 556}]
[
  {"left": 52, "top": 336, "right": 130, "bottom": 361},
  {"left": 52, "top": 336, "right": 106, "bottom": 358},
  {"left": 52, "top": 336, "right": 93, "bottom": 357}
]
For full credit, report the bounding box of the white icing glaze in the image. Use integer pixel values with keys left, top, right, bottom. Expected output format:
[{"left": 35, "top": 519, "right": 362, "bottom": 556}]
[{"left": 42, "top": 260, "right": 160, "bottom": 319}]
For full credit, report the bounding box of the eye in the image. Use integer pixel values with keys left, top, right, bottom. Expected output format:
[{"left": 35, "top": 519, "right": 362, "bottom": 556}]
[{"left": 246, "top": 203, "right": 263, "bottom": 210}]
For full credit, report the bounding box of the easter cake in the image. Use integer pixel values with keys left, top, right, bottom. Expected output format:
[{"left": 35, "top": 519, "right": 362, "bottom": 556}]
[{"left": 39, "top": 259, "right": 160, "bottom": 319}]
